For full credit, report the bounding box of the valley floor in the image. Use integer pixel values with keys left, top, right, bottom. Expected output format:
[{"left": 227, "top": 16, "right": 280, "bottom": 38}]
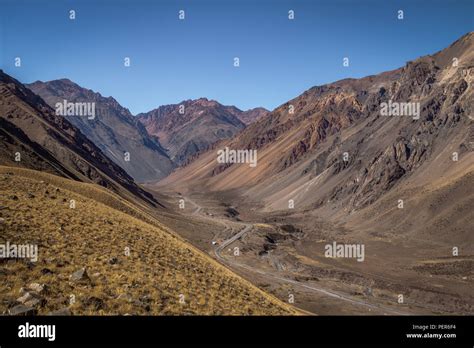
[
  {"left": 147, "top": 187, "right": 474, "bottom": 316},
  {"left": 1, "top": 165, "right": 471, "bottom": 316}
]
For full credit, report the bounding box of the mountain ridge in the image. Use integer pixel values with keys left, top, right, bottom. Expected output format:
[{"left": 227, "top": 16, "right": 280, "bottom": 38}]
[
  {"left": 137, "top": 98, "right": 250, "bottom": 165},
  {"left": 0, "top": 70, "right": 158, "bottom": 206},
  {"left": 27, "top": 79, "right": 175, "bottom": 182},
  {"left": 157, "top": 31, "right": 474, "bottom": 220}
]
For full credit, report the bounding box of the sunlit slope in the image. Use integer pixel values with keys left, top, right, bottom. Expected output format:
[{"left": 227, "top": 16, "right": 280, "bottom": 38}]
[{"left": 0, "top": 166, "right": 298, "bottom": 315}]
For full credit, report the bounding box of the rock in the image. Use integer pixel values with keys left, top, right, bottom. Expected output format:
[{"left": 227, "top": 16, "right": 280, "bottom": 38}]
[
  {"left": 28, "top": 283, "right": 45, "bottom": 293},
  {"left": 48, "top": 308, "right": 72, "bottom": 316},
  {"left": 16, "top": 290, "right": 44, "bottom": 307},
  {"left": 70, "top": 268, "right": 90, "bottom": 283},
  {"left": 9, "top": 304, "right": 37, "bottom": 315},
  {"left": 24, "top": 297, "right": 41, "bottom": 307},
  {"left": 0, "top": 218, "right": 5, "bottom": 224},
  {"left": 17, "top": 292, "right": 34, "bottom": 304}
]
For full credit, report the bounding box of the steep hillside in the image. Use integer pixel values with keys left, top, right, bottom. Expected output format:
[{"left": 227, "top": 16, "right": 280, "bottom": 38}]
[
  {"left": 0, "top": 166, "right": 298, "bottom": 315},
  {"left": 159, "top": 32, "right": 474, "bottom": 223},
  {"left": 0, "top": 71, "right": 156, "bottom": 206},
  {"left": 27, "top": 79, "right": 174, "bottom": 182},
  {"left": 137, "top": 98, "right": 247, "bottom": 164}
]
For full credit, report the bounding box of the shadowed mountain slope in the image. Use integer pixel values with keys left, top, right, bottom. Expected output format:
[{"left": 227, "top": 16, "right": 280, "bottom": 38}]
[
  {"left": 27, "top": 79, "right": 174, "bottom": 182},
  {"left": 0, "top": 70, "right": 157, "bottom": 206}
]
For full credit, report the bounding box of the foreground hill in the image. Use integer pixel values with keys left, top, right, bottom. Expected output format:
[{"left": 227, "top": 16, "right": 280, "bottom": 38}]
[
  {"left": 0, "top": 71, "right": 156, "bottom": 206},
  {"left": 27, "top": 79, "right": 174, "bottom": 182},
  {"left": 138, "top": 99, "right": 251, "bottom": 165},
  {"left": 0, "top": 166, "right": 298, "bottom": 315}
]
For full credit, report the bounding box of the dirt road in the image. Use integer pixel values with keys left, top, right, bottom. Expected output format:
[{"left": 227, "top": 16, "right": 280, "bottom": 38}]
[{"left": 182, "top": 195, "right": 409, "bottom": 315}]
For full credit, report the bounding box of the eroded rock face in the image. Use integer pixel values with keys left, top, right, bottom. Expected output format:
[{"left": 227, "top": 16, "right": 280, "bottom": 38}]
[
  {"left": 185, "top": 32, "right": 474, "bottom": 213},
  {"left": 137, "top": 98, "right": 247, "bottom": 165}
]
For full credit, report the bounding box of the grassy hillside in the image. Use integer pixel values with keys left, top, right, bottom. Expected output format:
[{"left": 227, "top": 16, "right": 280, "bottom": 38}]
[{"left": 0, "top": 166, "right": 298, "bottom": 315}]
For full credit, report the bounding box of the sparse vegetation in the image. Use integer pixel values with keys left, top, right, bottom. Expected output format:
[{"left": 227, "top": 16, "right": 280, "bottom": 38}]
[{"left": 0, "top": 166, "right": 298, "bottom": 315}]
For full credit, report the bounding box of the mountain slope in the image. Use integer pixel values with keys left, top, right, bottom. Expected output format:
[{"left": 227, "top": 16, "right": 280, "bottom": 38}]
[
  {"left": 0, "top": 70, "right": 157, "bottom": 206},
  {"left": 0, "top": 166, "right": 298, "bottom": 315},
  {"left": 137, "top": 98, "right": 247, "bottom": 164},
  {"left": 158, "top": 32, "right": 474, "bottom": 228},
  {"left": 27, "top": 79, "right": 174, "bottom": 182}
]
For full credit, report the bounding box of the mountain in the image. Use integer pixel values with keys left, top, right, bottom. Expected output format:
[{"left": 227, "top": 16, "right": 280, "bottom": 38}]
[
  {"left": 235, "top": 107, "right": 270, "bottom": 125},
  {"left": 137, "top": 98, "right": 247, "bottom": 165},
  {"left": 0, "top": 70, "right": 156, "bottom": 206},
  {"left": 27, "top": 79, "right": 174, "bottom": 182},
  {"left": 158, "top": 32, "right": 474, "bottom": 242}
]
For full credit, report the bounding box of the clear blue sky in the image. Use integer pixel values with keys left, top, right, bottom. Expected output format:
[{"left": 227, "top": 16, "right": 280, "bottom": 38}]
[{"left": 1, "top": 0, "right": 473, "bottom": 114}]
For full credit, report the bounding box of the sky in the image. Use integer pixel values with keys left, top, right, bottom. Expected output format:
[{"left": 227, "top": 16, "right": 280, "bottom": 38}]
[{"left": 0, "top": 0, "right": 473, "bottom": 114}]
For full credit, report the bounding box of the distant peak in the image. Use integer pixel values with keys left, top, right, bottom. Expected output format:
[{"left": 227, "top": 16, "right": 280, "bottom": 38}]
[
  {"left": 194, "top": 97, "right": 219, "bottom": 106},
  {"left": 246, "top": 106, "right": 269, "bottom": 113}
]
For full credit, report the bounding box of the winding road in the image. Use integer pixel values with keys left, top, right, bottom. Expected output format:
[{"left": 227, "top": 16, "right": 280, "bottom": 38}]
[{"left": 183, "top": 195, "right": 409, "bottom": 315}]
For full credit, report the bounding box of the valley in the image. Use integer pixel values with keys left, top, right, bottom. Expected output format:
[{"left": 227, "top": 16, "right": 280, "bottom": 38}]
[
  {"left": 147, "top": 187, "right": 473, "bottom": 315},
  {"left": 1, "top": 31, "right": 473, "bottom": 317}
]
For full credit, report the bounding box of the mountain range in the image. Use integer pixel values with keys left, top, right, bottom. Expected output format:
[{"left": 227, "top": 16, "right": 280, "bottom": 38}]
[
  {"left": 158, "top": 32, "right": 474, "bottom": 246},
  {"left": 137, "top": 99, "right": 268, "bottom": 165},
  {"left": 0, "top": 31, "right": 472, "bottom": 316},
  {"left": 28, "top": 81, "right": 268, "bottom": 178}
]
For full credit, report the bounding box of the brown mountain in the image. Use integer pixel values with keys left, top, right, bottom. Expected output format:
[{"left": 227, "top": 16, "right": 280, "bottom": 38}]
[
  {"left": 0, "top": 70, "right": 157, "bottom": 206},
  {"left": 158, "top": 32, "right": 474, "bottom": 243},
  {"left": 27, "top": 79, "right": 174, "bottom": 182},
  {"left": 235, "top": 107, "right": 270, "bottom": 125},
  {"left": 137, "top": 98, "right": 247, "bottom": 165}
]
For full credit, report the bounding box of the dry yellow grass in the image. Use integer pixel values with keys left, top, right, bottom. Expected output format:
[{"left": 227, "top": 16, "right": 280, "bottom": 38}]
[{"left": 0, "top": 166, "right": 298, "bottom": 315}]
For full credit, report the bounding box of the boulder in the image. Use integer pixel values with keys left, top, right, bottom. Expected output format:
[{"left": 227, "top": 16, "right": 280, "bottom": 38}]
[
  {"left": 9, "top": 304, "right": 37, "bottom": 316},
  {"left": 70, "top": 268, "right": 91, "bottom": 283}
]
